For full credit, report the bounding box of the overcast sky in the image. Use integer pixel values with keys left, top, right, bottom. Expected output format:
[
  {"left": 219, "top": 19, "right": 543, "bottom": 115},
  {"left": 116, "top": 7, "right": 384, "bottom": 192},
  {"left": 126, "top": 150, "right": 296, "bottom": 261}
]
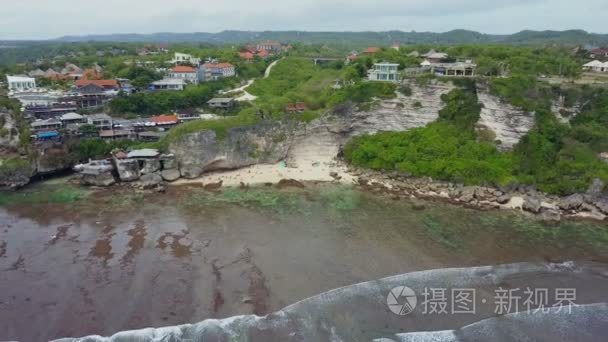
[{"left": 1, "top": 0, "right": 607, "bottom": 40}]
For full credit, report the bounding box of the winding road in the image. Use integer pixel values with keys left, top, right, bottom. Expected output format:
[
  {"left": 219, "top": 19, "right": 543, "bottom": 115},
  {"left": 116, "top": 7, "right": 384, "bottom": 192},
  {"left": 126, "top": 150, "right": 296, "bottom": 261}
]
[{"left": 224, "top": 58, "right": 282, "bottom": 102}]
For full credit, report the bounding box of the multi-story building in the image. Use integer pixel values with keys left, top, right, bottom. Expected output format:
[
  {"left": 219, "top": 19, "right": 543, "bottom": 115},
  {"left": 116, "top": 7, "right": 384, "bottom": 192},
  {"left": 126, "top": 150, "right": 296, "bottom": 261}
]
[
  {"left": 368, "top": 62, "right": 400, "bottom": 82},
  {"left": 170, "top": 52, "right": 201, "bottom": 65},
  {"left": 6, "top": 75, "right": 37, "bottom": 92},
  {"left": 86, "top": 113, "right": 113, "bottom": 131},
  {"left": 168, "top": 66, "right": 199, "bottom": 84},
  {"left": 256, "top": 41, "right": 283, "bottom": 54},
  {"left": 200, "top": 62, "right": 236, "bottom": 81}
]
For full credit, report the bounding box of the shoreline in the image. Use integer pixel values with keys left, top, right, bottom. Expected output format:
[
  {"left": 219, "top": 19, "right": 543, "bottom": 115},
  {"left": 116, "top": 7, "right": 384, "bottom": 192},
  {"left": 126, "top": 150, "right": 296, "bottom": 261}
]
[{"left": 169, "top": 162, "right": 608, "bottom": 223}]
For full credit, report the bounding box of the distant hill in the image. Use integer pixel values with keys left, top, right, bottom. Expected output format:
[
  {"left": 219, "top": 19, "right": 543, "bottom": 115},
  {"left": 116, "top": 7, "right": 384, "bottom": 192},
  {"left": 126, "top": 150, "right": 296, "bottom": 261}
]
[{"left": 54, "top": 29, "right": 608, "bottom": 46}]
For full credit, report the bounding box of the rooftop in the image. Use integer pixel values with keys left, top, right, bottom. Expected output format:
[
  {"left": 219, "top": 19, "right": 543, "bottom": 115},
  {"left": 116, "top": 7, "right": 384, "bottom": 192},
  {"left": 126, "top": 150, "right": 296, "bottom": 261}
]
[
  {"left": 127, "top": 149, "right": 160, "bottom": 159},
  {"left": 208, "top": 98, "right": 235, "bottom": 104},
  {"left": 74, "top": 79, "right": 119, "bottom": 88},
  {"left": 7, "top": 75, "right": 35, "bottom": 83},
  {"left": 152, "top": 78, "right": 186, "bottom": 86},
  {"left": 151, "top": 114, "right": 178, "bottom": 125},
  {"left": 171, "top": 65, "right": 196, "bottom": 73},
  {"left": 87, "top": 113, "right": 113, "bottom": 120},
  {"left": 202, "top": 62, "right": 234, "bottom": 69},
  {"left": 60, "top": 112, "right": 84, "bottom": 120},
  {"left": 31, "top": 119, "right": 61, "bottom": 127}
]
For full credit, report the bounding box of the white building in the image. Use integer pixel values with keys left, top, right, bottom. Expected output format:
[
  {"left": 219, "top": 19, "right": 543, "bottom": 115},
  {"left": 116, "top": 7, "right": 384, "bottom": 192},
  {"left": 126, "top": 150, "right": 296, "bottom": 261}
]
[
  {"left": 200, "top": 62, "right": 236, "bottom": 81},
  {"left": 151, "top": 78, "right": 186, "bottom": 91},
  {"left": 6, "top": 75, "right": 37, "bottom": 92},
  {"left": 167, "top": 66, "right": 199, "bottom": 84},
  {"left": 10, "top": 90, "right": 63, "bottom": 108},
  {"left": 583, "top": 60, "right": 608, "bottom": 73},
  {"left": 368, "top": 62, "right": 400, "bottom": 82},
  {"left": 170, "top": 52, "right": 201, "bottom": 65}
]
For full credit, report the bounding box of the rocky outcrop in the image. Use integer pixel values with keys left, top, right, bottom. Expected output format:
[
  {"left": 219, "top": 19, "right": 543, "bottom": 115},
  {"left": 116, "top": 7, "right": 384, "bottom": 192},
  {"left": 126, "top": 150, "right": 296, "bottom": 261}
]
[
  {"left": 0, "top": 111, "right": 20, "bottom": 152},
  {"left": 140, "top": 159, "right": 160, "bottom": 174},
  {"left": 0, "top": 157, "right": 32, "bottom": 189},
  {"left": 170, "top": 121, "right": 296, "bottom": 179},
  {"left": 552, "top": 94, "right": 581, "bottom": 123},
  {"left": 31, "top": 142, "right": 74, "bottom": 174},
  {"left": 111, "top": 151, "right": 179, "bottom": 184},
  {"left": 113, "top": 158, "right": 140, "bottom": 182},
  {"left": 348, "top": 167, "right": 607, "bottom": 221},
  {"left": 348, "top": 81, "right": 455, "bottom": 135},
  {"left": 559, "top": 193, "right": 584, "bottom": 210},
  {"left": 81, "top": 172, "right": 115, "bottom": 187},
  {"left": 78, "top": 160, "right": 116, "bottom": 187},
  {"left": 523, "top": 195, "right": 542, "bottom": 213},
  {"left": 161, "top": 169, "right": 181, "bottom": 182},
  {"left": 476, "top": 88, "right": 535, "bottom": 151},
  {"left": 160, "top": 154, "right": 177, "bottom": 169},
  {"left": 137, "top": 173, "right": 163, "bottom": 189}
]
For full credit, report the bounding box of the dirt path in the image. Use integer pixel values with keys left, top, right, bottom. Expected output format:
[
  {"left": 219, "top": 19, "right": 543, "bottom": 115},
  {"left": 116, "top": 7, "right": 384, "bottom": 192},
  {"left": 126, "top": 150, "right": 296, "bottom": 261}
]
[{"left": 222, "top": 58, "right": 283, "bottom": 102}]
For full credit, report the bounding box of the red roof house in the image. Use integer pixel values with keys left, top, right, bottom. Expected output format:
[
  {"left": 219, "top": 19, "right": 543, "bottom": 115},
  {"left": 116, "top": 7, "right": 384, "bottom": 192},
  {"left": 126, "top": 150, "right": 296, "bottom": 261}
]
[
  {"left": 363, "top": 47, "right": 380, "bottom": 55},
  {"left": 74, "top": 79, "right": 119, "bottom": 90},
  {"left": 151, "top": 114, "right": 178, "bottom": 126},
  {"left": 256, "top": 49, "right": 270, "bottom": 58},
  {"left": 171, "top": 65, "right": 196, "bottom": 73},
  {"left": 239, "top": 51, "right": 254, "bottom": 61}
]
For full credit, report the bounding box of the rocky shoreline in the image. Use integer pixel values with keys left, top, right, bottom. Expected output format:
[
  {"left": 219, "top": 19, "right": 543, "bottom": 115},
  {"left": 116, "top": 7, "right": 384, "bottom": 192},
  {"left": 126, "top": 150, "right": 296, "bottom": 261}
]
[
  {"left": 348, "top": 167, "right": 608, "bottom": 223},
  {"left": 70, "top": 152, "right": 608, "bottom": 223}
]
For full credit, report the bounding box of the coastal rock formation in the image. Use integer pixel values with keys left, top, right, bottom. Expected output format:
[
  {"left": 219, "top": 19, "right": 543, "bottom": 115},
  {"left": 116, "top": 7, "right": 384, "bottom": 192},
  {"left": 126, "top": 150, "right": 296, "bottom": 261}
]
[
  {"left": 0, "top": 158, "right": 31, "bottom": 189},
  {"left": 161, "top": 169, "right": 181, "bottom": 182},
  {"left": 348, "top": 168, "right": 607, "bottom": 221},
  {"left": 137, "top": 173, "right": 163, "bottom": 189},
  {"left": 0, "top": 111, "right": 20, "bottom": 152},
  {"left": 476, "top": 88, "right": 536, "bottom": 151},
  {"left": 53, "top": 262, "right": 608, "bottom": 342},
  {"left": 78, "top": 160, "right": 116, "bottom": 187},
  {"left": 31, "top": 142, "right": 74, "bottom": 174},
  {"left": 170, "top": 121, "right": 296, "bottom": 179},
  {"left": 141, "top": 159, "right": 160, "bottom": 174},
  {"left": 113, "top": 159, "right": 140, "bottom": 182},
  {"left": 349, "top": 81, "right": 455, "bottom": 135}
]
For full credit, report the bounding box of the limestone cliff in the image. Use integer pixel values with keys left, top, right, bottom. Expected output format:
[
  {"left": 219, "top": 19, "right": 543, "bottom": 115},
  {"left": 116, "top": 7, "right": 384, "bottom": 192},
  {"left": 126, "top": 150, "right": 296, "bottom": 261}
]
[
  {"left": 476, "top": 87, "right": 536, "bottom": 151},
  {"left": 31, "top": 142, "right": 74, "bottom": 174},
  {"left": 0, "top": 111, "right": 20, "bottom": 153},
  {"left": 349, "top": 80, "right": 455, "bottom": 135},
  {"left": 169, "top": 121, "right": 297, "bottom": 179}
]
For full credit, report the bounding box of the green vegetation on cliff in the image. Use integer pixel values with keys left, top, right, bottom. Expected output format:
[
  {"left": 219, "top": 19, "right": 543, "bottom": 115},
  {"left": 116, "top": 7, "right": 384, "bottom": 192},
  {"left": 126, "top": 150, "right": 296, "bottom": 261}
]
[
  {"left": 344, "top": 84, "right": 515, "bottom": 186},
  {"left": 345, "top": 78, "right": 608, "bottom": 195}
]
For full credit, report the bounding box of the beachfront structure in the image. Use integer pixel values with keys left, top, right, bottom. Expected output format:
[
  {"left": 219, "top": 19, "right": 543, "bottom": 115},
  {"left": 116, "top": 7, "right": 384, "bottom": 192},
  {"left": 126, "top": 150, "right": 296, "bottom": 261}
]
[
  {"left": 430, "top": 61, "right": 477, "bottom": 77},
  {"left": 6, "top": 75, "right": 36, "bottom": 92},
  {"left": 583, "top": 60, "right": 608, "bottom": 73},
  {"left": 170, "top": 52, "right": 201, "bottom": 65},
  {"left": 368, "top": 62, "right": 400, "bottom": 82}
]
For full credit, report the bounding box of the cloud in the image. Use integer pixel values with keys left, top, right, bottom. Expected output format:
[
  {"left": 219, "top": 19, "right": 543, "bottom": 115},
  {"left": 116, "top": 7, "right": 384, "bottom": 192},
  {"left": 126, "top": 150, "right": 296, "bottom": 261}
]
[{"left": 0, "top": 0, "right": 606, "bottom": 39}]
